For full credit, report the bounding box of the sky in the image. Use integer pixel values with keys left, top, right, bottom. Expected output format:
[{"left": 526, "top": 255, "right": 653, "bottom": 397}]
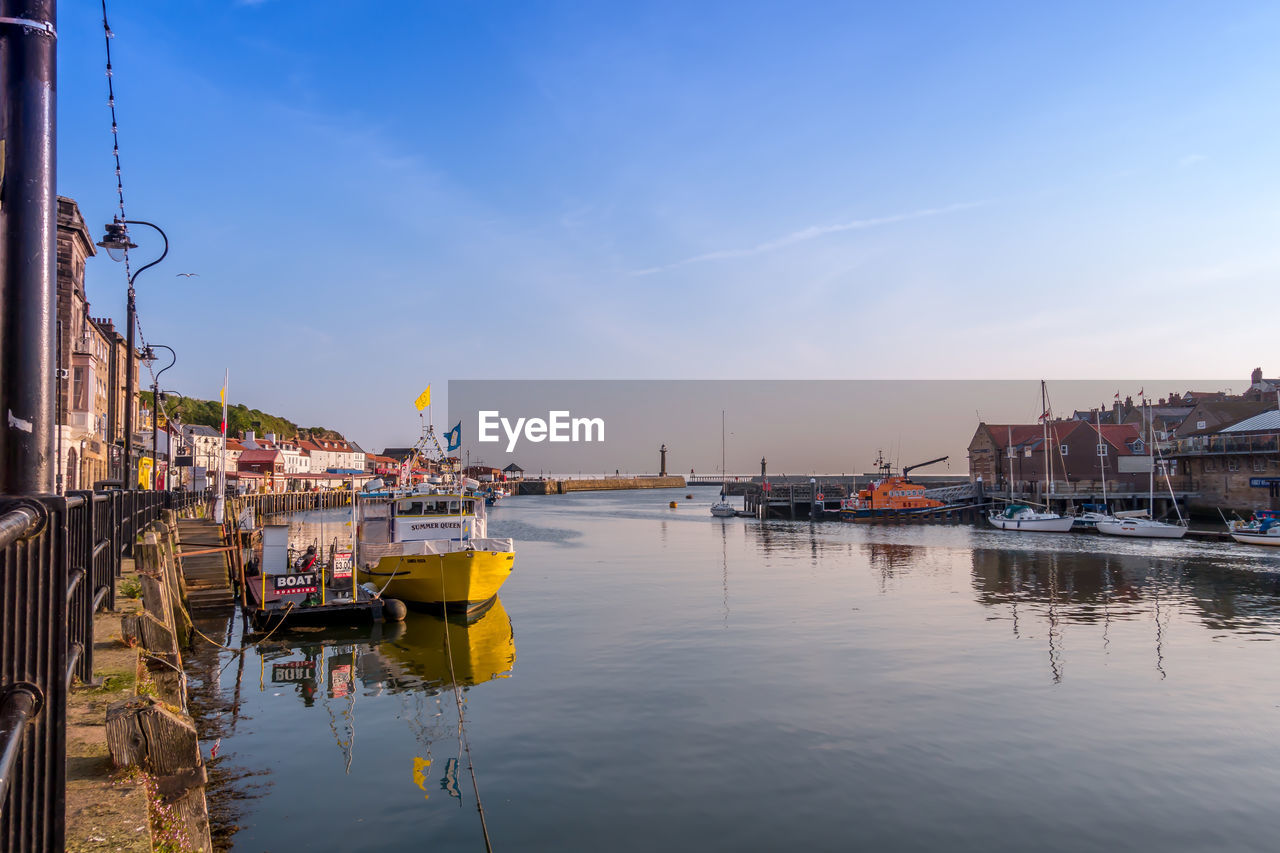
[{"left": 56, "top": 1, "right": 1280, "bottom": 452}]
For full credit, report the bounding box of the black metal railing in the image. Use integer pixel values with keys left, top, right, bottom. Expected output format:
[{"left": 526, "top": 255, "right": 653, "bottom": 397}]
[{"left": 0, "top": 487, "right": 183, "bottom": 853}]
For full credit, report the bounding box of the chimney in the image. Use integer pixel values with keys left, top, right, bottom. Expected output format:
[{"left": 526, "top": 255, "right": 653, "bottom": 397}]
[
  {"left": 1252, "top": 367, "right": 1263, "bottom": 386},
  {"left": 244, "top": 429, "right": 255, "bottom": 444},
  {"left": 265, "top": 432, "right": 277, "bottom": 445}
]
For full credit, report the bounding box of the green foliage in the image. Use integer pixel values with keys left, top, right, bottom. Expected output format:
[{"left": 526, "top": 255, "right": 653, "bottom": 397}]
[
  {"left": 120, "top": 577, "right": 142, "bottom": 599},
  {"left": 151, "top": 392, "right": 333, "bottom": 440}
]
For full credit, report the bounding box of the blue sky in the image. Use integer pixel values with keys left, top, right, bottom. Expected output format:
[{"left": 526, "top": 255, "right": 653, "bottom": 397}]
[{"left": 58, "top": 1, "right": 1280, "bottom": 450}]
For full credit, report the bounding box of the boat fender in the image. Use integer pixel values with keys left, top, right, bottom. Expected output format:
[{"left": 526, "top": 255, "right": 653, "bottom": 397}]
[
  {"left": 686, "top": 494, "right": 693, "bottom": 499},
  {"left": 383, "top": 598, "right": 408, "bottom": 621},
  {"left": 669, "top": 501, "right": 678, "bottom": 508}
]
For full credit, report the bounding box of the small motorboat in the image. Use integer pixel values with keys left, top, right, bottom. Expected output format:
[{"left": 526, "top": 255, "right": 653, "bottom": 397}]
[
  {"left": 710, "top": 494, "right": 736, "bottom": 518},
  {"left": 1229, "top": 512, "right": 1280, "bottom": 546}
]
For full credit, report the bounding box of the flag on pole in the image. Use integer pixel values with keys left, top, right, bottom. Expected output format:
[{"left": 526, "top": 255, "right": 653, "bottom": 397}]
[
  {"left": 1114, "top": 391, "right": 1120, "bottom": 402},
  {"left": 414, "top": 386, "right": 432, "bottom": 412},
  {"left": 445, "top": 421, "right": 462, "bottom": 452},
  {"left": 219, "top": 379, "right": 228, "bottom": 434}
]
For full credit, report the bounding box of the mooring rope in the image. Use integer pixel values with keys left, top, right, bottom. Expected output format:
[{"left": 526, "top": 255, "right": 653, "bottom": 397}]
[{"left": 439, "top": 559, "right": 494, "bottom": 852}]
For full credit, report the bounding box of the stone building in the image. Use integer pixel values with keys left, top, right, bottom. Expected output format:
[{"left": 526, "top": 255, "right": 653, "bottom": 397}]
[
  {"left": 54, "top": 197, "right": 141, "bottom": 490},
  {"left": 1167, "top": 409, "right": 1280, "bottom": 513}
]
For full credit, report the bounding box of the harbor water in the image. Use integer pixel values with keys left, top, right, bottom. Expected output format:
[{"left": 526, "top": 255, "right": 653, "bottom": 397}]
[{"left": 190, "top": 489, "right": 1280, "bottom": 852}]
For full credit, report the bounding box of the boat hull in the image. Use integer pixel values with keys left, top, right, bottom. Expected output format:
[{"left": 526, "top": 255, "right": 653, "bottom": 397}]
[
  {"left": 1095, "top": 520, "right": 1187, "bottom": 539},
  {"left": 1230, "top": 531, "right": 1280, "bottom": 546},
  {"left": 710, "top": 504, "right": 736, "bottom": 518},
  {"left": 987, "top": 514, "right": 1074, "bottom": 532},
  {"left": 357, "top": 548, "right": 515, "bottom": 610}
]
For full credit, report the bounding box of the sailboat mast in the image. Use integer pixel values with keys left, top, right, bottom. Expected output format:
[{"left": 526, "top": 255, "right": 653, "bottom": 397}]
[
  {"left": 1007, "top": 425, "right": 1014, "bottom": 501},
  {"left": 721, "top": 410, "right": 726, "bottom": 489},
  {"left": 1095, "top": 408, "right": 1108, "bottom": 508},
  {"left": 1152, "top": 394, "right": 1162, "bottom": 512},
  {"left": 1041, "top": 380, "right": 1050, "bottom": 501}
]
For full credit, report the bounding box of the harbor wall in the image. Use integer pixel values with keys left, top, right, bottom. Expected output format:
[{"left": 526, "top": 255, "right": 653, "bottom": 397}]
[
  {"left": 108, "top": 515, "right": 215, "bottom": 853},
  {"left": 515, "top": 476, "right": 686, "bottom": 494}
]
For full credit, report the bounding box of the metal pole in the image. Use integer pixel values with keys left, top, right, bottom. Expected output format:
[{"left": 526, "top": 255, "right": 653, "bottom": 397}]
[
  {"left": 147, "top": 344, "right": 174, "bottom": 491},
  {"left": 0, "top": 0, "right": 58, "bottom": 495},
  {"left": 122, "top": 287, "right": 136, "bottom": 487},
  {"left": 112, "top": 220, "right": 166, "bottom": 490}
]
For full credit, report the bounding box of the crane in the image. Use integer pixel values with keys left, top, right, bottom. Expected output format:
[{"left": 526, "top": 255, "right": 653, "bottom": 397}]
[{"left": 902, "top": 456, "right": 948, "bottom": 479}]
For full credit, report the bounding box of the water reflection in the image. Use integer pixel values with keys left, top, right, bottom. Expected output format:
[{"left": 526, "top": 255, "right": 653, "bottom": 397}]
[
  {"left": 970, "top": 546, "right": 1280, "bottom": 683},
  {"left": 366, "top": 598, "right": 517, "bottom": 694}
]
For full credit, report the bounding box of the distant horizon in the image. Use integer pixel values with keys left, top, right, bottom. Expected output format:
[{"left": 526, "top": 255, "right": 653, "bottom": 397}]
[{"left": 445, "top": 379, "right": 1242, "bottom": 478}]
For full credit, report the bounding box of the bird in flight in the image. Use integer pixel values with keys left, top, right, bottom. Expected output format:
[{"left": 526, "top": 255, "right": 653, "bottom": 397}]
[{"left": 175, "top": 272, "right": 200, "bottom": 278}]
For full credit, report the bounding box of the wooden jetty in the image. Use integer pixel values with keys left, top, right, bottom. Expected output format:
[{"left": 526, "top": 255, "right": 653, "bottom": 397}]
[{"left": 175, "top": 518, "right": 235, "bottom": 612}]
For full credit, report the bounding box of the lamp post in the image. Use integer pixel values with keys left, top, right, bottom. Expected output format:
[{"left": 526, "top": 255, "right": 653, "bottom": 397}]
[
  {"left": 96, "top": 218, "right": 168, "bottom": 488},
  {"left": 145, "top": 345, "right": 176, "bottom": 490}
]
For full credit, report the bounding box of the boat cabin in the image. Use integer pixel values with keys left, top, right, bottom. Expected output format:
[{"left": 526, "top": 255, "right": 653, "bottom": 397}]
[
  {"left": 359, "top": 492, "right": 488, "bottom": 545},
  {"left": 844, "top": 476, "right": 945, "bottom": 511}
]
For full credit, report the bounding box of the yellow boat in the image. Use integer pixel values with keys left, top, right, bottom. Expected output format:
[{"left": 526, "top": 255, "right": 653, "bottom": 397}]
[{"left": 356, "top": 489, "right": 515, "bottom": 612}]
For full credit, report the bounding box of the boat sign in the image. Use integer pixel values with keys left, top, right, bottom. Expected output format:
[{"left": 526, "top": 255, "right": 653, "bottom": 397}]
[
  {"left": 332, "top": 550, "right": 353, "bottom": 579},
  {"left": 271, "top": 661, "right": 315, "bottom": 683},
  {"left": 272, "top": 572, "right": 318, "bottom": 594}
]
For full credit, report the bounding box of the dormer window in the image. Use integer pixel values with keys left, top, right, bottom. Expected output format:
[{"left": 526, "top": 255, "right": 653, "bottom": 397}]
[{"left": 1130, "top": 439, "right": 1144, "bottom": 454}]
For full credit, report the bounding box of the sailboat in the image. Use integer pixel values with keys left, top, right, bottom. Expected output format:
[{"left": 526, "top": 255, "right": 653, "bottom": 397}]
[
  {"left": 988, "top": 382, "right": 1075, "bottom": 533},
  {"left": 1074, "top": 409, "right": 1116, "bottom": 530},
  {"left": 1096, "top": 396, "right": 1187, "bottom": 539},
  {"left": 710, "top": 411, "right": 736, "bottom": 518}
]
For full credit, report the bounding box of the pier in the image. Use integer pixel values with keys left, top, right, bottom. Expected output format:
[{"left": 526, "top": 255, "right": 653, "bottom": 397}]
[{"left": 512, "top": 476, "right": 686, "bottom": 494}]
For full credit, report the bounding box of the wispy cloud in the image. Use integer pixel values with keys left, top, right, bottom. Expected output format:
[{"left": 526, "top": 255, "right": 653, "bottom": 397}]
[{"left": 631, "top": 201, "right": 987, "bottom": 276}]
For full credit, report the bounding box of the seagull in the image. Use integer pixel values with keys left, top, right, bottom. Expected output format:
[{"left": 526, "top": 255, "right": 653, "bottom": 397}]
[{"left": 175, "top": 272, "right": 200, "bottom": 278}]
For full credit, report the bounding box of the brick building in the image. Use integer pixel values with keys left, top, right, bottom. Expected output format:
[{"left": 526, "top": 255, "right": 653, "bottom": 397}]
[{"left": 968, "top": 420, "right": 1146, "bottom": 490}]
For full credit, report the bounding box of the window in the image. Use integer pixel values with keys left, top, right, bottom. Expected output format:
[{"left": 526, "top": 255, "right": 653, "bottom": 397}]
[
  {"left": 1024, "top": 448, "right": 1032, "bottom": 458},
  {"left": 1227, "top": 459, "right": 1240, "bottom": 472},
  {"left": 1254, "top": 457, "right": 1267, "bottom": 472},
  {"left": 1096, "top": 443, "right": 1109, "bottom": 457},
  {"left": 71, "top": 367, "right": 88, "bottom": 411},
  {"left": 1060, "top": 444, "right": 1069, "bottom": 456},
  {"left": 1205, "top": 459, "right": 1217, "bottom": 472},
  {"left": 1197, "top": 420, "right": 1206, "bottom": 430},
  {"left": 1131, "top": 439, "right": 1144, "bottom": 454}
]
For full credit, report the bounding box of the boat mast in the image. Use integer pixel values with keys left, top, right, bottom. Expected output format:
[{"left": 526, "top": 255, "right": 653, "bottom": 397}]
[
  {"left": 1041, "top": 380, "right": 1050, "bottom": 504},
  {"left": 721, "top": 410, "right": 727, "bottom": 493},
  {"left": 1095, "top": 408, "right": 1108, "bottom": 509},
  {"left": 1152, "top": 394, "right": 1162, "bottom": 514},
  {"left": 1006, "top": 425, "right": 1014, "bottom": 502}
]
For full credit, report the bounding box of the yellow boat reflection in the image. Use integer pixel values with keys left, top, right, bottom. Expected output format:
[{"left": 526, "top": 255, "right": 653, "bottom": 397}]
[{"left": 376, "top": 596, "right": 516, "bottom": 692}]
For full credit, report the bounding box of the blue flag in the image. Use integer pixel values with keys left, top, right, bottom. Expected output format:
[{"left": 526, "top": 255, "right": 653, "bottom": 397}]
[{"left": 445, "top": 421, "right": 462, "bottom": 452}]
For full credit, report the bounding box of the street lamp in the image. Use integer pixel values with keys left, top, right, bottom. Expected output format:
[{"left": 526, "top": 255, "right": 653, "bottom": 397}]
[
  {"left": 145, "top": 345, "right": 176, "bottom": 490},
  {"left": 97, "top": 218, "right": 168, "bottom": 488}
]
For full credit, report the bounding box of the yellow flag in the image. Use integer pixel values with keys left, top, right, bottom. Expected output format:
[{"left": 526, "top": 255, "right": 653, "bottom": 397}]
[
  {"left": 219, "top": 384, "right": 226, "bottom": 404},
  {"left": 414, "top": 386, "right": 431, "bottom": 411}
]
